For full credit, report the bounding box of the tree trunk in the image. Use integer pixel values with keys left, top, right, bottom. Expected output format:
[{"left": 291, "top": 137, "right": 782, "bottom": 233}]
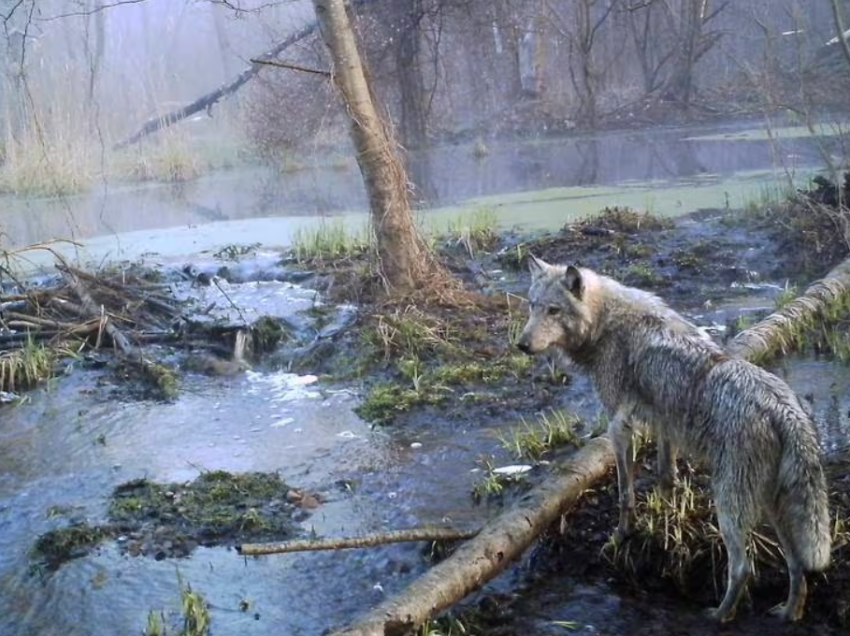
[
  {"left": 394, "top": 0, "right": 429, "bottom": 150},
  {"left": 312, "top": 0, "right": 455, "bottom": 295},
  {"left": 325, "top": 256, "right": 850, "bottom": 636}
]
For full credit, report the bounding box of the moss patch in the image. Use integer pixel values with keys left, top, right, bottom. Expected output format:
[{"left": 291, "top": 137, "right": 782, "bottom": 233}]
[
  {"left": 32, "top": 522, "right": 108, "bottom": 571},
  {"left": 32, "top": 471, "right": 310, "bottom": 571}
]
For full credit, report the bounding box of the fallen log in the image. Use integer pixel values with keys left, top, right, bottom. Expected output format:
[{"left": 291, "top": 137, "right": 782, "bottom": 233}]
[
  {"left": 239, "top": 527, "right": 478, "bottom": 556},
  {"left": 112, "top": 24, "right": 316, "bottom": 150},
  {"left": 325, "top": 256, "right": 850, "bottom": 636},
  {"left": 112, "top": 0, "right": 373, "bottom": 150},
  {"left": 327, "top": 437, "right": 613, "bottom": 636},
  {"left": 727, "top": 257, "right": 850, "bottom": 361}
]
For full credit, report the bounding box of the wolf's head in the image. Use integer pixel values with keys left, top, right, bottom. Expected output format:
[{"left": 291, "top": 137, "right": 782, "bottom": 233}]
[{"left": 516, "top": 255, "right": 594, "bottom": 356}]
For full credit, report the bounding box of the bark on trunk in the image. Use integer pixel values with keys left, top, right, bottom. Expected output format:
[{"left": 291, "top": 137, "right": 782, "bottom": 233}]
[
  {"left": 312, "top": 0, "right": 454, "bottom": 295},
  {"left": 326, "top": 256, "right": 850, "bottom": 636}
]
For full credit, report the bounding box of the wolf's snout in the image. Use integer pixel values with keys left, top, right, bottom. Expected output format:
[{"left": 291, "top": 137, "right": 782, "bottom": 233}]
[{"left": 516, "top": 339, "right": 532, "bottom": 354}]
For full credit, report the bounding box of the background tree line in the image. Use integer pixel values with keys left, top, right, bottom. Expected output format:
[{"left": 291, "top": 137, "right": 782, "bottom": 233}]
[{"left": 0, "top": 0, "right": 847, "bottom": 162}]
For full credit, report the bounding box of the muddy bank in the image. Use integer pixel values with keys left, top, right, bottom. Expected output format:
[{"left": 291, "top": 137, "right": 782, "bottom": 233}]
[
  {"left": 295, "top": 191, "right": 850, "bottom": 434},
  {"left": 276, "top": 186, "right": 850, "bottom": 633},
  {"left": 431, "top": 448, "right": 850, "bottom": 636}
]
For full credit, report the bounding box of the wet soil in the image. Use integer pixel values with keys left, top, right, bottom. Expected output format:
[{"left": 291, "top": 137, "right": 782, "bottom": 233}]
[
  {"left": 440, "top": 452, "right": 850, "bottom": 636},
  {"left": 276, "top": 190, "right": 850, "bottom": 632},
  {"left": 297, "top": 197, "right": 850, "bottom": 434}
]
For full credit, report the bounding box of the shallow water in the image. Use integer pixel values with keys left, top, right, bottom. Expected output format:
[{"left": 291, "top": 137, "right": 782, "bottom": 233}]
[
  {"left": 0, "top": 270, "right": 509, "bottom": 636},
  {"left": 3, "top": 117, "right": 846, "bottom": 262},
  {"left": 1, "top": 264, "right": 848, "bottom": 636}
]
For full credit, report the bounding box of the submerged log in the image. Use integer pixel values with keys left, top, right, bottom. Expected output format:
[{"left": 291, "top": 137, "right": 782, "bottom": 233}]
[{"left": 326, "top": 256, "right": 850, "bottom": 636}]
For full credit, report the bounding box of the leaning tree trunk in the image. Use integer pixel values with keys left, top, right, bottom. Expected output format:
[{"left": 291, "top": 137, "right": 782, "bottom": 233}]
[
  {"left": 312, "top": 0, "right": 455, "bottom": 295},
  {"left": 323, "top": 256, "right": 850, "bottom": 636}
]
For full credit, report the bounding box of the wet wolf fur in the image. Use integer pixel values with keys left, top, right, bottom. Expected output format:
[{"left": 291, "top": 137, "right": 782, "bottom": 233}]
[{"left": 517, "top": 256, "right": 831, "bottom": 622}]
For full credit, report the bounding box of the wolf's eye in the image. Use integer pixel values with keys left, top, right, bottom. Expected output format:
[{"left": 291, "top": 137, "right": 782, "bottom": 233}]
[{"left": 546, "top": 306, "right": 561, "bottom": 316}]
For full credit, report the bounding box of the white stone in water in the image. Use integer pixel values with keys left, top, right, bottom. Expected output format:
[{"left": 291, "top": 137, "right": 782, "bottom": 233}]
[{"left": 492, "top": 464, "right": 532, "bottom": 476}]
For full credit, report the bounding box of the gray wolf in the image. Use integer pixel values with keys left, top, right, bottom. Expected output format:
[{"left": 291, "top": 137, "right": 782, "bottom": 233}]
[{"left": 516, "top": 255, "right": 831, "bottom": 622}]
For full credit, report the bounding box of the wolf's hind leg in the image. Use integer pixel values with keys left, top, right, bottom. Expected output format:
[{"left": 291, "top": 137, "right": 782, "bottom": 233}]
[
  {"left": 608, "top": 405, "right": 637, "bottom": 541},
  {"left": 768, "top": 518, "right": 808, "bottom": 621},
  {"left": 706, "top": 505, "right": 752, "bottom": 622}
]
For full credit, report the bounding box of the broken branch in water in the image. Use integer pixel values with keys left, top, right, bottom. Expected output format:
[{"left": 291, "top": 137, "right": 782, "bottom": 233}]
[
  {"left": 238, "top": 527, "right": 478, "bottom": 556},
  {"left": 326, "top": 437, "right": 614, "bottom": 636}
]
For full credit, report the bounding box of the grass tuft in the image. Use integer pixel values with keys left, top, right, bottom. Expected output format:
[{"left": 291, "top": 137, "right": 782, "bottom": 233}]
[{"left": 290, "top": 220, "right": 371, "bottom": 265}]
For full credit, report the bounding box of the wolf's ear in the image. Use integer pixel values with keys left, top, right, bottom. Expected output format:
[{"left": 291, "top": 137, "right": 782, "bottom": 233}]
[
  {"left": 563, "top": 265, "right": 583, "bottom": 298},
  {"left": 527, "top": 254, "right": 549, "bottom": 281}
]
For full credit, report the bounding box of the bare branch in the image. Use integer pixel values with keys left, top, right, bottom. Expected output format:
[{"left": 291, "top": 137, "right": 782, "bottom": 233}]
[
  {"left": 2, "top": 0, "right": 26, "bottom": 24},
  {"left": 38, "top": 0, "right": 147, "bottom": 21},
  {"left": 249, "top": 58, "right": 331, "bottom": 77},
  {"left": 239, "top": 527, "right": 478, "bottom": 556}
]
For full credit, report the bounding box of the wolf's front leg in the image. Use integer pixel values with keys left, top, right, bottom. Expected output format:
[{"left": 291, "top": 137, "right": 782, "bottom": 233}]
[
  {"left": 608, "top": 405, "right": 637, "bottom": 542},
  {"left": 656, "top": 435, "right": 678, "bottom": 495}
]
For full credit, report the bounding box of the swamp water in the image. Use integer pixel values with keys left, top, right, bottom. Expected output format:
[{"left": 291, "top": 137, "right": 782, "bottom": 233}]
[
  {"left": 2, "top": 117, "right": 846, "bottom": 256},
  {"left": 1, "top": 119, "right": 849, "bottom": 635}
]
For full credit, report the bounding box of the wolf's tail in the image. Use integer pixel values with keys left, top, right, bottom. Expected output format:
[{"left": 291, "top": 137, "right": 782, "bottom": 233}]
[{"left": 776, "top": 401, "right": 832, "bottom": 571}]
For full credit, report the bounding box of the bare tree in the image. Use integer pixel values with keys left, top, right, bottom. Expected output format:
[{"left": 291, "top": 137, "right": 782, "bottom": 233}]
[
  {"left": 625, "top": 0, "right": 730, "bottom": 107},
  {"left": 548, "top": 0, "right": 621, "bottom": 127},
  {"left": 311, "top": 0, "right": 455, "bottom": 295}
]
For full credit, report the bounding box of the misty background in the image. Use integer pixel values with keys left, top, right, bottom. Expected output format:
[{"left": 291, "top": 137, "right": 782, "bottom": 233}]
[{"left": 0, "top": 0, "right": 848, "bottom": 247}]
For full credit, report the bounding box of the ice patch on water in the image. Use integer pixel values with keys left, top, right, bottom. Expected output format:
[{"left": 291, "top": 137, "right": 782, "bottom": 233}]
[{"left": 247, "top": 370, "right": 321, "bottom": 403}]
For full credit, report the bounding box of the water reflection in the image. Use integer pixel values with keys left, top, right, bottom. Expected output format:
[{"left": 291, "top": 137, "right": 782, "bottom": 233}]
[{"left": 2, "top": 119, "right": 841, "bottom": 250}]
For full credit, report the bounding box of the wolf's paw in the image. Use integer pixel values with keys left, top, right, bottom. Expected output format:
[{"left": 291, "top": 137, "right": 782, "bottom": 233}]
[
  {"left": 768, "top": 603, "right": 803, "bottom": 622},
  {"left": 611, "top": 526, "right": 632, "bottom": 546},
  {"left": 703, "top": 607, "right": 735, "bottom": 623}
]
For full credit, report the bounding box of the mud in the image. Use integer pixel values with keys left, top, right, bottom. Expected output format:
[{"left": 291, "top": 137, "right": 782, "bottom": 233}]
[
  {"left": 442, "top": 452, "right": 850, "bottom": 636},
  {"left": 274, "top": 194, "right": 850, "bottom": 633},
  {"left": 293, "top": 201, "right": 844, "bottom": 435}
]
